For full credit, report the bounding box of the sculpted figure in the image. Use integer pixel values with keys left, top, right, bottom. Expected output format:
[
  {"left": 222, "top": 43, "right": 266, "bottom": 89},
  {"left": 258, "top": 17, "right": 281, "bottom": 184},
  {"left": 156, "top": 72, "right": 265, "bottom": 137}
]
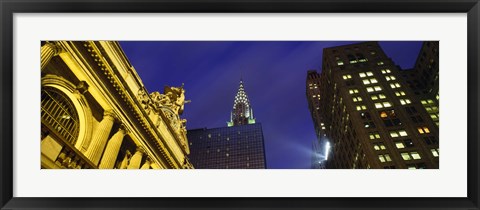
[{"left": 164, "top": 84, "right": 190, "bottom": 115}]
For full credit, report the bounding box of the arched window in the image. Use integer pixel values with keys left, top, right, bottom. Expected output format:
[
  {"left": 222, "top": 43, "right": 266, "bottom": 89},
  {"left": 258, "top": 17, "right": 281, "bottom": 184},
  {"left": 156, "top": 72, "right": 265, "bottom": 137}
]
[{"left": 41, "top": 87, "right": 80, "bottom": 145}]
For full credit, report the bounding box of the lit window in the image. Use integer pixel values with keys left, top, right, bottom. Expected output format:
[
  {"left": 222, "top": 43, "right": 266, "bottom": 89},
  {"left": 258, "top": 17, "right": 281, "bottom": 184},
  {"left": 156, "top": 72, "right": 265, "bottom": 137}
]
[
  {"left": 379, "top": 94, "right": 386, "bottom": 99},
  {"left": 343, "top": 74, "right": 352, "bottom": 80},
  {"left": 401, "top": 151, "right": 422, "bottom": 161},
  {"left": 359, "top": 72, "right": 366, "bottom": 78},
  {"left": 378, "top": 154, "right": 392, "bottom": 162},
  {"left": 337, "top": 61, "right": 344, "bottom": 66},
  {"left": 374, "top": 102, "right": 392, "bottom": 109},
  {"left": 371, "top": 95, "right": 378, "bottom": 100},
  {"left": 400, "top": 99, "right": 412, "bottom": 105},
  {"left": 353, "top": 96, "right": 363, "bottom": 102},
  {"left": 379, "top": 155, "right": 386, "bottom": 162},
  {"left": 385, "top": 76, "right": 396, "bottom": 81},
  {"left": 356, "top": 105, "right": 367, "bottom": 110},
  {"left": 411, "top": 152, "right": 421, "bottom": 160},
  {"left": 349, "top": 89, "right": 359, "bottom": 94},
  {"left": 390, "top": 83, "right": 401, "bottom": 89},
  {"left": 373, "top": 143, "right": 387, "bottom": 150},
  {"left": 369, "top": 132, "right": 381, "bottom": 140},
  {"left": 401, "top": 153, "right": 411, "bottom": 160},
  {"left": 395, "top": 142, "right": 405, "bottom": 149},
  {"left": 381, "top": 69, "right": 392, "bottom": 74},
  {"left": 367, "top": 72, "right": 373, "bottom": 76},
  {"left": 417, "top": 127, "right": 431, "bottom": 134},
  {"left": 395, "top": 91, "right": 406, "bottom": 96},
  {"left": 385, "top": 154, "right": 392, "bottom": 161},
  {"left": 431, "top": 149, "right": 439, "bottom": 157},
  {"left": 380, "top": 111, "right": 388, "bottom": 118},
  {"left": 390, "top": 131, "right": 399, "bottom": 138},
  {"left": 390, "top": 130, "right": 408, "bottom": 138},
  {"left": 377, "top": 61, "right": 384, "bottom": 65},
  {"left": 367, "top": 86, "right": 383, "bottom": 92},
  {"left": 363, "top": 78, "right": 378, "bottom": 85}
]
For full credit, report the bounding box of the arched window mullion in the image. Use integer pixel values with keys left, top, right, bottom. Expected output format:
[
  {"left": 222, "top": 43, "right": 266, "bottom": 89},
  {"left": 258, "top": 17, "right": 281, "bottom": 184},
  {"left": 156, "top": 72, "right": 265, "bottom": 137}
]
[{"left": 41, "top": 87, "right": 80, "bottom": 145}]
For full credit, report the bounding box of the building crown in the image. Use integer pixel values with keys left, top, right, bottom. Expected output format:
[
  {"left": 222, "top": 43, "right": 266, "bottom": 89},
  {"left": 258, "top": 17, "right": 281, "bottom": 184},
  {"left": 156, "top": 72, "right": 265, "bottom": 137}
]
[{"left": 227, "top": 79, "right": 255, "bottom": 127}]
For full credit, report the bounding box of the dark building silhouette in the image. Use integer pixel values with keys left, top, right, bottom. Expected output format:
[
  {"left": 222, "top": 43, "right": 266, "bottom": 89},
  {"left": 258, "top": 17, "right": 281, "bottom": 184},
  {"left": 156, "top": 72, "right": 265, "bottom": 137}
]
[
  {"left": 187, "top": 80, "right": 266, "bottom": 169},
  {"left": 400, "top": 41, "right": 439, "bottom": 127},
  {"left": 307, "top": 71, "right": 329, "bottom": 168},
  {"left": 307, "top": 41, "right": 439, "bottom": 169}
]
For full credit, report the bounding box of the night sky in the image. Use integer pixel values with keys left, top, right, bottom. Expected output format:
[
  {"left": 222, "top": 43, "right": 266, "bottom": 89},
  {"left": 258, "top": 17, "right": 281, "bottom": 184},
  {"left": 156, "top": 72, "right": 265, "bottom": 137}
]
[{"left": 119, "top": 41, "right": 423, "bottom": 169}]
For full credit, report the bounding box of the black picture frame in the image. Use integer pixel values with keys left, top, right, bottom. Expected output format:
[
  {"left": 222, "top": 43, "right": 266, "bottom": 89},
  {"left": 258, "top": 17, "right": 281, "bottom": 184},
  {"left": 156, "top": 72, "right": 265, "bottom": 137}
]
[{"left": 1, "top": 0, "right": 479, "bottom": 209}]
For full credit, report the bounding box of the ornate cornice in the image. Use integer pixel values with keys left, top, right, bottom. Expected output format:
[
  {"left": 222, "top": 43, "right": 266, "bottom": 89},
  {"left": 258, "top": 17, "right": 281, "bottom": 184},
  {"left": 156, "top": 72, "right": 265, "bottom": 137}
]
[{"left": 81, "top": 41, "right": 190, "bottom": 169}]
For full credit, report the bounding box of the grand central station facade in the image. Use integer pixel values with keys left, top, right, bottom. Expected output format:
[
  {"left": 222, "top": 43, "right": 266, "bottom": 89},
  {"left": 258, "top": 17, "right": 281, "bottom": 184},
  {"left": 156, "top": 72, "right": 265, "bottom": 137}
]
[{"left": 40, "top": 41, "right": 193, "bottom": 169}]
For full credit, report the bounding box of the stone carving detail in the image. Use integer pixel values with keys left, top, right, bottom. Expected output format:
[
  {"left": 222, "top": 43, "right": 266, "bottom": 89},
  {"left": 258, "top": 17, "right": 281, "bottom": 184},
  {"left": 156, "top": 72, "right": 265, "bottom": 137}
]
[
  {"left": 136, "top": 85, "right": 191, "bottom": 153},
  {"left": 137, "top": 89, "right": 153, "bottom": 114}
]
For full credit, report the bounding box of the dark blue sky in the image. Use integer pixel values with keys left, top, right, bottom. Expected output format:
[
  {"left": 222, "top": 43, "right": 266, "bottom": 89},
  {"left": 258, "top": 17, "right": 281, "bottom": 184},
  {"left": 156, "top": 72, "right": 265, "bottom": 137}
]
[{"left": 119, "top": 41, "right": 422, "bottom": 169}]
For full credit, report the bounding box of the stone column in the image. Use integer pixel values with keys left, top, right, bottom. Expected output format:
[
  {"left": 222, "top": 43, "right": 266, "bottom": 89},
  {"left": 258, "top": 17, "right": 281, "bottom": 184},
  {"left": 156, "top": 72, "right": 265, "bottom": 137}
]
[
  {"left": 127, "top": 148, "right": 144, "bottom": 169},
  {"left": 150, "top": 162, "right": 160, "bottom": 169},
  {"left": 41, "top": 42, "right": 63, "bottom": 70},
  {"left": 140, "top": 157, "right": 151, "bottom": 169},
  {"left": 119, "top": 150, "right": 131, "bottom": 169},
  {"left": 98, "top": 127, "right": 127, "bottom": 169},
  {"left": 85, "top": 110, "right": 116, "bottom": 166}
]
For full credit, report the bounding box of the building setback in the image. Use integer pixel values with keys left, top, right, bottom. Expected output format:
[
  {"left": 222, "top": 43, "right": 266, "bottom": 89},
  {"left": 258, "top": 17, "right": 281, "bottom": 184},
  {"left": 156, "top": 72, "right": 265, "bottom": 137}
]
[
  {"left": 307, "top": 41, "right": 439, "bottom": 169},
  {"left": 187, "top": 80, "right": 267, "bottom": 169},
  {"left": 400, "top": 41, "right": 440, "bottom": 127}
]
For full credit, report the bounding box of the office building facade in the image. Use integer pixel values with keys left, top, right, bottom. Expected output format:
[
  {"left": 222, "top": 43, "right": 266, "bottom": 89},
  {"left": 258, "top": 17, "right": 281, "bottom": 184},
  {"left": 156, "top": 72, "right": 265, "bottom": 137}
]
[{"left": 308, "top": 41, "right": 439, "bottom": 169}]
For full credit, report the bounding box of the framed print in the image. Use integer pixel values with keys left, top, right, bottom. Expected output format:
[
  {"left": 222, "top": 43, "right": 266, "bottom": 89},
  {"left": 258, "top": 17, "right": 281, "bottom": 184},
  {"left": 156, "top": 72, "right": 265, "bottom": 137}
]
[{"left": 1, "top": 0, "right": 479, "bottom": 209}]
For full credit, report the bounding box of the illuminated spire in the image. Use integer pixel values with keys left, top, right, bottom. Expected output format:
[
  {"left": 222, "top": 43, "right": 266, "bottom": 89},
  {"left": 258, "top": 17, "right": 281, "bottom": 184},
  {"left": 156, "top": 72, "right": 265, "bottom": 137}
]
[{"left": 227, "top": 79, "right": 256, "bottom": 127}]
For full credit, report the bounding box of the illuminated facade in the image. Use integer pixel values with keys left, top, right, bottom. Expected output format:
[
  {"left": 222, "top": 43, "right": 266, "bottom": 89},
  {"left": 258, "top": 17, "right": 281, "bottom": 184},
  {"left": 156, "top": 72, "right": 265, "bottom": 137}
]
[
  {"left": 187, "top": 80, "right": 266, "bottom": 169},
  {"left": 227, "top": 80, "right": 256, "bottom": 127},
  {"left": 308, "top": 41, "right": 439, "bottom": 169},
  {"left": 40, "top": 41, "right": 193, "bottom": 169}
]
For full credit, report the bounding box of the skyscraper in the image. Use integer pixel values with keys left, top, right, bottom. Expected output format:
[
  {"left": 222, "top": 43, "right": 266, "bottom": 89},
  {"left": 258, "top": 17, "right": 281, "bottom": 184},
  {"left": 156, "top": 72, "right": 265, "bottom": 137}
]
[
  {"left": 307, "top": 41, "right": 439, "bottom": 169},
  {"left": 187, "top": 80, "right": 266, "bottom": 169},
  {"left": 227, "top": 80, "right": 256, "bottom": 127}
]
